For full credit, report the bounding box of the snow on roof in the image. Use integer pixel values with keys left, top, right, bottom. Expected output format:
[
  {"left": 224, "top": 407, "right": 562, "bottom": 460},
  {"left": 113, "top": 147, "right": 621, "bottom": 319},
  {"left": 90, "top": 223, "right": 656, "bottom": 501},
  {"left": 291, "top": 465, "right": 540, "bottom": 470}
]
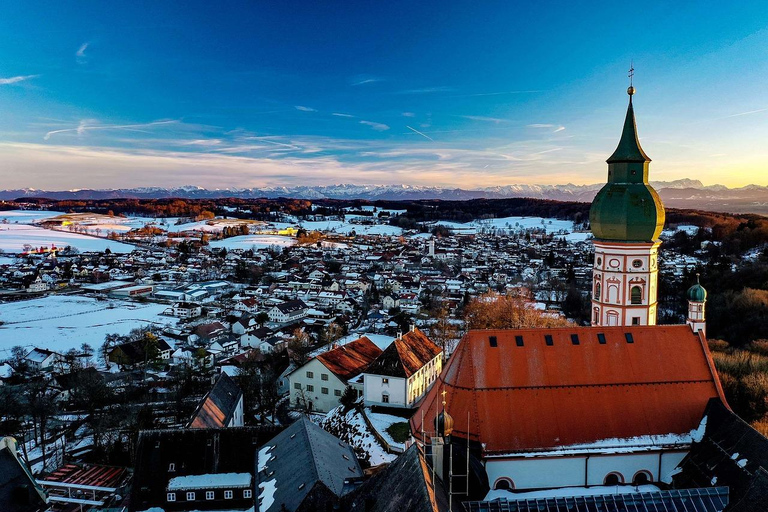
[{"left": 167, "top": 472, "right": 251, "bottom": 490}]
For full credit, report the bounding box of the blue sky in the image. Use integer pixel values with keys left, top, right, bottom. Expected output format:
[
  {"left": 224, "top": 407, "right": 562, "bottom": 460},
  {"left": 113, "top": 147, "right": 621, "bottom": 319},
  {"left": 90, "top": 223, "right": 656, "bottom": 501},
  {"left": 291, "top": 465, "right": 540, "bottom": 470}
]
[{"left": 1, "top": 1, "right": 768, "bottom": 189}]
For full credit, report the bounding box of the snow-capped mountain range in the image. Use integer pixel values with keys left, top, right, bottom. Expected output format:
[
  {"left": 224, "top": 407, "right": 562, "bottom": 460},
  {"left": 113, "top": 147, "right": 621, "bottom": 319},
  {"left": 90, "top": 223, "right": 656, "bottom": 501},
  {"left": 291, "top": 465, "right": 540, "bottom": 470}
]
[{"left": 2, "top": 179, "right": 767, "bottom": 213}]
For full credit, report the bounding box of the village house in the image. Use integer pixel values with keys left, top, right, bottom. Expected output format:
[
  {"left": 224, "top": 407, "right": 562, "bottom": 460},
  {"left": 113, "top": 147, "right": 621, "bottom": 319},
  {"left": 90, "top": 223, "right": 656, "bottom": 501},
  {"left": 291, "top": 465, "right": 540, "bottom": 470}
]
[
  {"left": 363, "top": 327, "right": 442, "bottom": 409},
  {"left": 267, "top": 299, "right": 308, "bottom": 324},
  {"left": 287, "top": 336, "right": 382, "bottom": 413}
]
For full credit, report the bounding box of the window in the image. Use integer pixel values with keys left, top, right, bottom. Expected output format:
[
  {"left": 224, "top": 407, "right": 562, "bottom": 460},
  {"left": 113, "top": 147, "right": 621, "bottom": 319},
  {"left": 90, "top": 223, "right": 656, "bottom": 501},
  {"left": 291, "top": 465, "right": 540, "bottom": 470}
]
[
  {"left": 596, "top": 257, "right": 602, "bottom": 266},
  {"left": 244, "top": 489, "right": 252, "bottom": 499},
  {"left": 306, "top": 371, "right": 314, "bottom": 378},
  {"left": 515, "top": 335, "right": 524, "bottom": 347},
  {"left": 493, "top": 478, "right": 514, "bottom": 491},
  {"left": 334, "top": 389, "right": 342, "bottom": 396},
  {"left": 382, "top": 378, "right": 389, "bottom": 384},
  {"left": 306, "top": 384, "right": 314, "bottom": 392},
  {"left": 595, "top": 282, "right": 601, "bottom": 299},
  {"left": 167, "top": 492, "right": 176, "bottom": 502},
  {"left": 632, "top": 317, "right": 640, "bottom": 325},
  {"left": 625, "top": 332, "right": 634, "bottom": 344},
  {"left": 632, "top": 259, "right": 643, "bottom": 268},
  {"left": 571, "top": 334, "right": 580, "bottom": 345},
  {"left": 186, "top": 492, "right": 196, "bottom": 501},
  {"left": 633, "top": 471, "right": 652, "bottom": 485},
  {"left": 321, "top": 387, "right": 329, "bottom": 394},
  {"left": 604, "top": 472, "right": 624, "bottom": 485},
  {"left": 382, "top": 394, "right": 389, "bottom": 403},
  {"left": 224, "top": 490, "right": 233, "bottom": 499},
  {"left": 545, "top": 335, "right": 553, "bottom": 346},
  {"left": 321, "top": 373, "right": 329, "bottom": 381},
  {"left": 597, "top": 333, "right": 606, "bottom": 345},
  {"left": 489, "top": 335, "right": 497, "bottom": 347},
  {"left": 630, "top": 286, "right": 642, "bottom": 305},
  {"left": 168, "top": 463, "right": 175, "bottom": 472},
  {"left": 206, "top": 491, "right": 214, "bottom": 500},
  {"left": 294, "top": 383, "right": 301, "bottom": 390}
]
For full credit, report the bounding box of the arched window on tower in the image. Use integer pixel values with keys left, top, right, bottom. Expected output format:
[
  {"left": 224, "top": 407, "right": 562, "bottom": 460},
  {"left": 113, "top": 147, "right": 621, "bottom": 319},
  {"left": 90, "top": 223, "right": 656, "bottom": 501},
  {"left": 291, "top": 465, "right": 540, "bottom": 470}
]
[
  {"left": 595, "top": 282, "right": 601, "bottom": 300},
  {"left": 630, "top": 286, "right": 642, "bottom": 305}
]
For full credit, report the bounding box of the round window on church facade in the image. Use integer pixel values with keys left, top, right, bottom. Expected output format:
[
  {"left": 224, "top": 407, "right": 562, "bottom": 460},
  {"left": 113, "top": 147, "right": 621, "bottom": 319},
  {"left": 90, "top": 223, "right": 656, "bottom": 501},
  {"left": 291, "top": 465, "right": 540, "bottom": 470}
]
[{"left": 632, "top": 259, "right": 642, "bottom": 268}]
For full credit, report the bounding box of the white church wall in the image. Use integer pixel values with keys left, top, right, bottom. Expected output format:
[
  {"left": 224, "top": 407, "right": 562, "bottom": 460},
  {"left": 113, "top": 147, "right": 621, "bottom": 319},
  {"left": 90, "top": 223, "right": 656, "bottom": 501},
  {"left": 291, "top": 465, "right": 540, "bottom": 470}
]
[{"left": 486, "top": 449, "right": 689, "bottom": 490}]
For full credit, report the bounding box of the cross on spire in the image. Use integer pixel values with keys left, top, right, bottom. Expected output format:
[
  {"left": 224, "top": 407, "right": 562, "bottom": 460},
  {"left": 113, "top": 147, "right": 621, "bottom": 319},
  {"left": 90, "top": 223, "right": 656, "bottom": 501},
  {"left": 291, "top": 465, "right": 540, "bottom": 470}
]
[{"left": 628, "top": 62, "right": 634, "bottom": 87}]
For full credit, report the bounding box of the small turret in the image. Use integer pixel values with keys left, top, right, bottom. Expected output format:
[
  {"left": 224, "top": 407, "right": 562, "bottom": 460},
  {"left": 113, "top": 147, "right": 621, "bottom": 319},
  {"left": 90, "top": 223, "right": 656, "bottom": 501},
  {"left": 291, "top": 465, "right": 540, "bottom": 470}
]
[{"left": 687, "top": 274, "right": 707, "bottom": 336}]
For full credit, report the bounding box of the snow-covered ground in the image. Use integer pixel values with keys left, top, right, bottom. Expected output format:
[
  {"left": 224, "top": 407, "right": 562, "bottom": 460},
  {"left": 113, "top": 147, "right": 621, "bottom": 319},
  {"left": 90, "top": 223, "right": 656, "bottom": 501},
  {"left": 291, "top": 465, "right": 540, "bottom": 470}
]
[
  {"left": 321, "top": 406, "right": 396, "bottom": 466},
  {"left": 0, "top": 210, "right": 66, "bottom": 224},
  {"left": 0, "top": 224, "right": 135, "bottom": 253},
  {"left": 364, "top": 407, "right": 408, "bottom": 451},
  {"left": 209, "top": 235, "right": 296, "bottom": 250},
  {"left": 0, "top": 296, "right": 172, "bottom": 358},
  {"left": 300, "top": 220, "right": 403, "bottom": 236},
  {"left": 171, "top": 218, "right": 266, "bottom": 233},
  {"left": 433, "top": 216, "right": 575, "bottom": 234}
]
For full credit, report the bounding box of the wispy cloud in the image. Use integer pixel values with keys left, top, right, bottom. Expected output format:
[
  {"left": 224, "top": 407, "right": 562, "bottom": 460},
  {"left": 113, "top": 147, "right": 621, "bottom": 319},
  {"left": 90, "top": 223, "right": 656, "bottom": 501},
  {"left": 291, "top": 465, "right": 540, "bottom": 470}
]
[
  {"left": 44, "top": 119, "right": 178, "bottom": 140},
  {"left": 406, "top": 125, "right": 433, "bottom": 141},
  {"left": 462, "top": 115, "right": 509, "bottom": 124},
  {"left": 528, "top": 123, "right": 566, "bottom": 133},
  {"left": 76, "top": 42, "right": 89, "bottom": 63},
  {"left": 394, "top": 86, "right": 454, "bottom": 95},
  {"left": 359, "top": 120, "right": 390, "bottom": 131},
  {"left": 0, "top": 74, "right": 40, "bottom": 85},
  {"left": 402, "top": 112, "right": 415, "bottom": 117},
  {"left": 294, "top": 105, "right": 317, "bottom": 112},
  {"left": 351, "top": 76, "right": 382, "bottom": 86},
  {"left": 723, "top": 107, "right": 768, "bottom": 118},
  {"left": 332, "top": 112, "right": 355, "bottom": 118}
]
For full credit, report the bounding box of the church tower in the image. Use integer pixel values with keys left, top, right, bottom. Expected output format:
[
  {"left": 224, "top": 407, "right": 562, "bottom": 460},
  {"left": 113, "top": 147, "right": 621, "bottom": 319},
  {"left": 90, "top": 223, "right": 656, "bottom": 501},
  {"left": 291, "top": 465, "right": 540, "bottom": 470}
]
[
  {"left": 589, "top": 80, "right": 665, "bottom": 327},
  {"left": 686, "top": 275, "right": 707, "bottom": 335}
]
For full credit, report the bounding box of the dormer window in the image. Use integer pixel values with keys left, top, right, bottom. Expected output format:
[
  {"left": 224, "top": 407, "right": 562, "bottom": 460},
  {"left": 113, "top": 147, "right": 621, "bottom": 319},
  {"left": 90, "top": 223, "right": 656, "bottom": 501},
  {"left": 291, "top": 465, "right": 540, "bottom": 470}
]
[{"left": 168, "top": 463, "right": 175, "bottom": 472}]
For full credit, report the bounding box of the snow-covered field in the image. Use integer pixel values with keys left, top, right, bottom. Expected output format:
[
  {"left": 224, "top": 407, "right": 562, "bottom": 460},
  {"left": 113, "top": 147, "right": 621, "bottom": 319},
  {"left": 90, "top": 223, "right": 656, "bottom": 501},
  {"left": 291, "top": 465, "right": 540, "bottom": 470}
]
[
  {"left": 0, "top": 224, "right": 135, "bottom": 254},
  {"left": 209, "top": 235, "right": 297, "bottom": 250},
  {"left": 434, "top": 216, "right": 575, "bottom": 234},
  {"left": 0, "top": 210, "right": 66, "bottom": 224},
  {"left": 172, "top": 218, "right": 266, "bottom": 233},
  {"left": 0, "top": 296, "right": 172, "bottom": 358},
  {"left": 300, "top": 220, "right": 403, "bottom": 236}
]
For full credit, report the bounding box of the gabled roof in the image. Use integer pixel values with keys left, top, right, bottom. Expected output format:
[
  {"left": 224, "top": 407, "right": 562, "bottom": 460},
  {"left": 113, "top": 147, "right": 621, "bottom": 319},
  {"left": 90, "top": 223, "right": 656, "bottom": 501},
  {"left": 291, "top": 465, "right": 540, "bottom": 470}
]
[
  {"left": 188, "top": 373, "right": 243, "bottom": 429},
  {"left": 673, "top": 398, "right": 768, "bottom": 511},
  {"left": 256, "top": 417, "right": 363, "bottom": 512},
  {"left": 342, "top": 444, "right": 448, "bottom": 512},
  {"left": 411, "top": 325, "right": 726, "bottom": 455},
  {"left": 365, "top": 329, "right": 442, "bottom": 378},
  {"left": 316, "top": 337, "right": 383, "bottom": 382}
]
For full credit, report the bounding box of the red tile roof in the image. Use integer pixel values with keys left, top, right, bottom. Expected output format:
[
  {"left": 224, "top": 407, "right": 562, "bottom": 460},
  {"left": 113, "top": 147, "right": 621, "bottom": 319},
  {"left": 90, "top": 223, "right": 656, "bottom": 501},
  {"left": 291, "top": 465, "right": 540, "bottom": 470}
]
[
  {"left": 410, "top": 325, "right": 726, "bottom": 455},
  {"left": 366, "top": 329, "right": 442, "bottom": 378},
  {"left": 316, "top": 336, "right": 383, "bottom": 381}
]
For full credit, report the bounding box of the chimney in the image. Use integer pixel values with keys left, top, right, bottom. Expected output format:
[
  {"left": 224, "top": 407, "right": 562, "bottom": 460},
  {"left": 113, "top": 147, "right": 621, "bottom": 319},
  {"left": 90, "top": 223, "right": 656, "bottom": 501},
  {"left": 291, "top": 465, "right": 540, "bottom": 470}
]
[
  {"left": 410, "top": 324, "right": 416, "bottom": 333},
  {"left": 397, "top": 330, "right": 402, "bottom": 339}
]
